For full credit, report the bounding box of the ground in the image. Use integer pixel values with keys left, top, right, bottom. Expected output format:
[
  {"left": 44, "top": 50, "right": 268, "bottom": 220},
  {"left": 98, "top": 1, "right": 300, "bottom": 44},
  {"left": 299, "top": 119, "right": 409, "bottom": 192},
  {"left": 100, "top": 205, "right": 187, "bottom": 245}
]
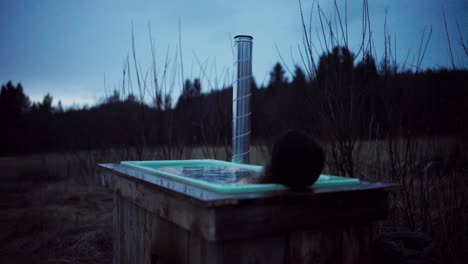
[
  {"left": 0, "top": 141, "right": 467, "bottom": 263},
  {"left": 0, "top": 156, "right": 113, "bottom": 264}
]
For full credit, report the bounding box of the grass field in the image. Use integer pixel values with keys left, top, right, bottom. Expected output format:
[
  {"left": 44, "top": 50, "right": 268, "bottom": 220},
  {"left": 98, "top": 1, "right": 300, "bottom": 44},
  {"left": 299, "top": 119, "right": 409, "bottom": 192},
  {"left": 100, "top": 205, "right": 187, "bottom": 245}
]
[
  {"left": 1, "top": 138, "right": 467, "bottom": 263},
  {"left": 0, "top": 155, "right": 113, "bottom": 264}
]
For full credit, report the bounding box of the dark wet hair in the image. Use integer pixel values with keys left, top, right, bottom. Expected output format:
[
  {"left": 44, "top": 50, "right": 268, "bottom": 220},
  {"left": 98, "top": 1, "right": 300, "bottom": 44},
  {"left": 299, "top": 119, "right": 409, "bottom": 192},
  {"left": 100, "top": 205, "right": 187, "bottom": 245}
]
[{"left": 261, "top": 130, "right": 325, "bottom": 190}]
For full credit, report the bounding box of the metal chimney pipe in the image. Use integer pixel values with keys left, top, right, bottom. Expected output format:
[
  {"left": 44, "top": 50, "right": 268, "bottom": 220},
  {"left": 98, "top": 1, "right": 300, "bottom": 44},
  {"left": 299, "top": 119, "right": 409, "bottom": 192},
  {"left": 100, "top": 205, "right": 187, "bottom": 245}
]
[{"left": 232, "top": 35, "right": 253, "bottom": 164}]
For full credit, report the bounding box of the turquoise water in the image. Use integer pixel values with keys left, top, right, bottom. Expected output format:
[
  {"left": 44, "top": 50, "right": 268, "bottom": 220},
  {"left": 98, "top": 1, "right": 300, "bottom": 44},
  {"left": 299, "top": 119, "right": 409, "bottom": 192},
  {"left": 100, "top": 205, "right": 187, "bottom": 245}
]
[
  {"left": 157, "top": 165, "right": 259, "bottom": 184},
  {"left": 120, "top": 160, "right": 359, "bottom": 194}
]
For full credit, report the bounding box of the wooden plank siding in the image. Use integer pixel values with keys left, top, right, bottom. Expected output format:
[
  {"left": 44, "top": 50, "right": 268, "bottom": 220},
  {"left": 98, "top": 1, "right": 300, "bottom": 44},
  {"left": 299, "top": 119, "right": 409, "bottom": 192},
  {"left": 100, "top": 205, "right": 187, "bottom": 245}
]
[
  {"left": 99, "top": 163, "right": 399, "bottom": 264},
  {"left": 112, "top": 197, "right": 374, "bottom": 264}
]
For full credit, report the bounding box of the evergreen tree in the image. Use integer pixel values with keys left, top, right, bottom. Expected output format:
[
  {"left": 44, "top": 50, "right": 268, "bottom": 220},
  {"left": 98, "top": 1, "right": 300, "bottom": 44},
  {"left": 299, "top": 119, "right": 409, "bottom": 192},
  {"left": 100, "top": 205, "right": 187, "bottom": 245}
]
[
  {"left": 355, "top": 53, "right": 378, "bottom": 81},
  {"left": 39, "top": 94, "right": 53, "bottom": 114},
  {"left": 251, "top": 76, "right": 258, "bottom": 91},
  {"left": 0, "top": 81, "right": 31, "bottom": 153},
  {"left": 292, "top": 66, "right": 307, "bottom": 88},
  {"left": 57, "top": 100, "right": 64, "bottom": 113},
  {"left": 193, "top": 79, "right": 201, "bottom": 96},
  {"left": 268, "top": 62, "right": 287, "bottom": 92},
  {"left": 316, "top": 46, "right": 354, "bottom": 86},
  {"left": 0, "top": 81, "right": 31, "bottom": 115},
  {"left": 107, "top": 90, "right": 121, "bottom": 104}
]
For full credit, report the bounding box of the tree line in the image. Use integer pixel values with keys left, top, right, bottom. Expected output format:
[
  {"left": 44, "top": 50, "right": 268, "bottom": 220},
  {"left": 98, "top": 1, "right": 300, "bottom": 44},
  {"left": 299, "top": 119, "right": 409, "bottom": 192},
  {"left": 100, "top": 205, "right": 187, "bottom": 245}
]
[{"left": 1, "top": 46, "right": 467, "bottom": 155}]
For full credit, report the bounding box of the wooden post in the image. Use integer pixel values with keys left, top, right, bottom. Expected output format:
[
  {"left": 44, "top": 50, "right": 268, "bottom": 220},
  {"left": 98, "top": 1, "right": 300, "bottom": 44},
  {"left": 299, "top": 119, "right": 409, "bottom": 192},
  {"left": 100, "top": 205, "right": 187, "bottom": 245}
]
[{"left": 98, "top": 163, "right": 399, "bottom": 264}]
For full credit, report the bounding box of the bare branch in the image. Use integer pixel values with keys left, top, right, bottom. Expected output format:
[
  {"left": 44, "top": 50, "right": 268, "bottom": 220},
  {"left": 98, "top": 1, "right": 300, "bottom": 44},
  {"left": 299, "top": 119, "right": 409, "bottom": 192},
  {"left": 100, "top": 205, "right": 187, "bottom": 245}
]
[
  {"left": 178, "top": 17, "right": 185, "bottom": 88},
  {"left": 131, "top": 22, "right": 143, "bottom": 100},
  {"left": 443, "top": 8, "right": 456, "bottom": 69},
  {"left": 455, "top": 20, "right": 468, "bottom": 56},
  {"left": 193, "top": 51, "right": 214, "bottom": 90},
  {"left": 317, "top": 3, "right": 329, "bottom": 51},
  {"left": 298, "top": 0, "right": 316, "bottom": 72},
  {"left": 334, "top": 0, "right": 347, "bottom": 47},
  {"left": 275, "top": 43, "right": 294, "bottom": 77},
  {"left": 415, "top": 26, "right": 433, "bottom": 73}
]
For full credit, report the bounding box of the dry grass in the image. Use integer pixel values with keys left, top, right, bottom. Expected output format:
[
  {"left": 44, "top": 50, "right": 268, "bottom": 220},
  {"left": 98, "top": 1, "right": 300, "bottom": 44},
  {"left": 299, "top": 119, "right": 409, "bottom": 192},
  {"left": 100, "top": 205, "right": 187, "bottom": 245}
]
[
  {"left": 0, "top": 155, "right": 113, "bottom": 264},
  {"left": 1, "top": 137, "right": 466, "bottom": 263},
  {"left": 354, "top": 136, "right": 468, "bottom": 263}
]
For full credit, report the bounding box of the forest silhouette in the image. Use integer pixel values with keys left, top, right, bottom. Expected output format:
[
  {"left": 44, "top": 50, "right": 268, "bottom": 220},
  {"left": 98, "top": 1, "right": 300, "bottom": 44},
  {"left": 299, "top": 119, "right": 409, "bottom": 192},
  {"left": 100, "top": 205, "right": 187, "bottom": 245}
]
[{"left": 0, "top": 46, "right": 467, "bottom": 155}]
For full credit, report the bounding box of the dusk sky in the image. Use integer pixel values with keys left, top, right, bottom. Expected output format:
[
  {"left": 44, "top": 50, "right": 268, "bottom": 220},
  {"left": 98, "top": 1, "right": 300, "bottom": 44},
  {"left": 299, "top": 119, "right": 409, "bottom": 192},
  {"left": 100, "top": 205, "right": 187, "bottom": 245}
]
[{"left": 1, "top": 0, "right": 466, "bottom": 107}]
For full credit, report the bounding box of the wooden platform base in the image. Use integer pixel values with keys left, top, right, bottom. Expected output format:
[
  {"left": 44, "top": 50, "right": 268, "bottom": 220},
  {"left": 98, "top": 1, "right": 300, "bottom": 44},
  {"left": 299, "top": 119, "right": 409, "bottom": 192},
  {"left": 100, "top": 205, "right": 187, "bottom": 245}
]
[
  {"left": 114, "top": 194, "right": 374, "bottom": 264},
  {"left": 99, "top": 163, "right": 399, "bottom": 264}
]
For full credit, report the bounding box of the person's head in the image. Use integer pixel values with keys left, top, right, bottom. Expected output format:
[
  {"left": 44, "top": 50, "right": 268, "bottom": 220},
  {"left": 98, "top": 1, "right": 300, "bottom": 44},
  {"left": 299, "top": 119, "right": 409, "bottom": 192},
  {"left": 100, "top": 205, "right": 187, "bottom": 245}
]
[{"left": 265, "top": 130, "right": 325, "bottom": 190}]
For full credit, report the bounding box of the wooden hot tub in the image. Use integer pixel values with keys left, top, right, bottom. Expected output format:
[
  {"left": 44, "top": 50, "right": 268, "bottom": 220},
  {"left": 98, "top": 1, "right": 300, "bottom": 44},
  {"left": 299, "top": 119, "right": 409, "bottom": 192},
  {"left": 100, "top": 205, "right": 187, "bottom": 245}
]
[{"left": 98, "top": 160, "right": 399, "bottom": 264}]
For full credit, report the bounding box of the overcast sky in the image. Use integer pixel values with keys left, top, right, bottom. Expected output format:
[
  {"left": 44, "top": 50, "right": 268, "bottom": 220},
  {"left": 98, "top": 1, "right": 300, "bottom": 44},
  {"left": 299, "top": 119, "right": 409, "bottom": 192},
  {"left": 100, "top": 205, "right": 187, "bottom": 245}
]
[{"left": 0, "top": 0, "right": 466, "bottom": 107}]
